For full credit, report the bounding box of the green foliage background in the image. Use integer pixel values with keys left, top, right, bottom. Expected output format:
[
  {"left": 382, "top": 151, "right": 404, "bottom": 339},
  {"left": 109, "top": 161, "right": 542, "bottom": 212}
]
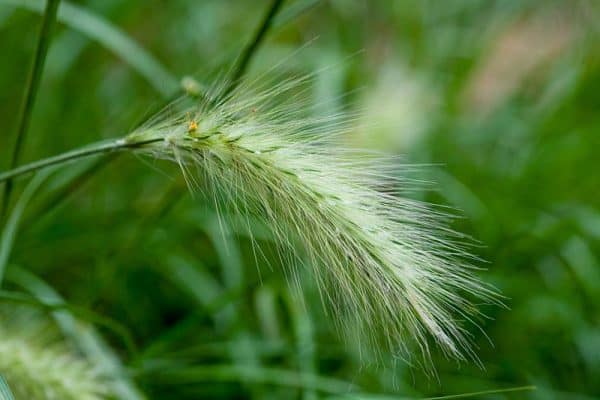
[{"left": 0, "top": 0, "right": 599, "bottom": 398}]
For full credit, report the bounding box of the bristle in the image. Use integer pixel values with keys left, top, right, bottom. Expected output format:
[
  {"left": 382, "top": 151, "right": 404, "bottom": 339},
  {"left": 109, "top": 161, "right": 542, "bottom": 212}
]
[{"left": 125, "top": 72, "right": 500, "bottom": 366}]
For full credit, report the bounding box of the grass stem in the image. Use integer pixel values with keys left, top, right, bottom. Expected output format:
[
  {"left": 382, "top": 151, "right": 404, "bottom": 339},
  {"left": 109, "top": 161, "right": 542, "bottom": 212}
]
[
  {"left": 223, "top": 0, "right": 285, "bottom": 97},
  {"left": 0, "top": 138, "right": 162, "bottom": 184},
  {"left": 1, "top": 0, "right": 61, "bottom": 218}
]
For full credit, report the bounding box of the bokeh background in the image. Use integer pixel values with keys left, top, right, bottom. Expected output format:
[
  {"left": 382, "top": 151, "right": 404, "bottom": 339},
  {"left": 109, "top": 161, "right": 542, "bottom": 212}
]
[{"left": 1, "top": 0, "right": 599, "bottom": 399}]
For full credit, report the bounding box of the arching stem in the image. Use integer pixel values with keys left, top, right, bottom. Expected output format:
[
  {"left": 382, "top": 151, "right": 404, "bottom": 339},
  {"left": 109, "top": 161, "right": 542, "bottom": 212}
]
[{"left": 0, "top": 137, "right": 162, "bottom": 184}]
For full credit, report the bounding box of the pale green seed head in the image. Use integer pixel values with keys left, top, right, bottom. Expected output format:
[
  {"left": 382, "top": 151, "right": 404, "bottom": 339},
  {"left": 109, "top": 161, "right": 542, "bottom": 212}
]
[{"left": 126, "top": 72, "right": 500, "bottom": 366}]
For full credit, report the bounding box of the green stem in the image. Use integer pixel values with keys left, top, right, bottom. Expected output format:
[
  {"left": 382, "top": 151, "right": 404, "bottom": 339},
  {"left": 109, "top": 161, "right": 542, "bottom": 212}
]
[
  {"left": 0, "top": 137, "right": 162, "bottom": 184},
  {"left": 223, "top": 0, "right": 285, "bottom": 98},
  {"left": 2, "top": 0, "right": 61, "bottom": 217}
]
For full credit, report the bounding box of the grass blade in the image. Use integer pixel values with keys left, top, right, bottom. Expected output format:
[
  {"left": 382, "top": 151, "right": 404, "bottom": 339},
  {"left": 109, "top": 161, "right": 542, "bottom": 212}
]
[
  {"left": 223, "top": 0, "right": 285, "bottom": 97},
  {"left": 1, "top": 0, "right": 59, "bottom": 218},
  {"left": 325, "top": 385, "right": 537, "bottom": 399},
  {"left": 0, "top": 172, "right": 48, "bottom": 285},
  {"left": 422, "top": 386, "right": 537, "bottom": 399},
  {"left": 0, "top": 376, "right": 15, "bottom": 400}
]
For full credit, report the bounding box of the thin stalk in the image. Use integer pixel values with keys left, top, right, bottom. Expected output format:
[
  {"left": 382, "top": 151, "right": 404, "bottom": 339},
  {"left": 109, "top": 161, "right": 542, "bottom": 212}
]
[
  {"left": 2, "top": 0, "right": 61, "bottom": 218},
  {"left": 0, "top": 138, "right": 162, "bottom": 184},
  {"left": 222, "top": 0, "right": 285, "bottom": 98}
]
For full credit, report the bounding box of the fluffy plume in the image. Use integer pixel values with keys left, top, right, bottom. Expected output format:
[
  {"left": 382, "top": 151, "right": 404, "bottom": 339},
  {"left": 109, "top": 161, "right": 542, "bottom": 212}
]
[
  {"left": 0, "top": 309, "right": 107, "bottom": 400},
  {"left": 125, "top": 70, "right": 499, "bottom": 364}
]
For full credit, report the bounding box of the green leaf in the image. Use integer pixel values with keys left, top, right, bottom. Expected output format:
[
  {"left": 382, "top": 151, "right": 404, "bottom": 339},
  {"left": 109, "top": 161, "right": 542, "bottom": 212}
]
[
  {"left": 0, "top": 376, "right": 15, "bottom": 400},
  {"left": 0, "top": 172, "right": 48, "bottom": 285}
]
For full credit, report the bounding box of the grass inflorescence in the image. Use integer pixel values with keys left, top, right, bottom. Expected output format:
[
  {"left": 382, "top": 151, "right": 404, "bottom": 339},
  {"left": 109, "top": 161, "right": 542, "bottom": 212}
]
[
  {"left": 0, "top": 308, "right": 107, "bottom": 400},
  {"left": 123, "top": 72, "right": 500, "bottom": 365}
]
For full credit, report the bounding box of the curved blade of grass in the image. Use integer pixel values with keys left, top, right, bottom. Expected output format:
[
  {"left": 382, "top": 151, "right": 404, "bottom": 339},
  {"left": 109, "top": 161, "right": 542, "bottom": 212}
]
[
  {"left": 0, "top": 376, "right": 15, "bottom": 400},
  {"left": 0, "top": 0, "right": 179, "bottom": 96},
  {"left": 0, "top": 172, "right": 48, "bottom": 285},
  {"left": 422, "top": 386, "right": 536, "bottom": 399},
  {"left": 1, "top": 0, "right": 59, "bottom": 219},
  {"left": 5, "top": 267, "right": 147, "bottom": 400},
  {"left": 325, "top": 385, "right": 537, "bottom": 399}
]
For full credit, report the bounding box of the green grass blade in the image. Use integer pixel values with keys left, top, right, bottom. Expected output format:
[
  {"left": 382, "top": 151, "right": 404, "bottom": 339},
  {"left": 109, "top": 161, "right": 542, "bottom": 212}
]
[
  {"left": 325, "top": 385, "right": 537, "bottom": 399},
  {"left": 1, "top": 0, "right": 59, "bottom": 218},
  {"left": 0, "top": 0, "right": 179, "bottom": 97},
  {"left": 0, "top": 172, "right": 48, "bottom": 285},
  {"left": 422, "top": 386, "right": 537, "bottom": 399},
  {"left": 0, "top": 376, "right": 15, "bottom": 400}
]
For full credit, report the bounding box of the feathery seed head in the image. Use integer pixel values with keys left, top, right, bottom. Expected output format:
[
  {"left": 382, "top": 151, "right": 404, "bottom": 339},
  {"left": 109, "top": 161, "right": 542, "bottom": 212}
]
[
  {"left": 0, "top": 309, "right": 107, "bottom": 400},
  {"left": 125, "top": 72, "right": 500, "bottom": 366}
]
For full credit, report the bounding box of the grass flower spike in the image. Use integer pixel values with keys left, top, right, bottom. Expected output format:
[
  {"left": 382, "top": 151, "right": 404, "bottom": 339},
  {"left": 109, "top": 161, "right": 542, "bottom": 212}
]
[
  {"left": 0, "top": 310, "right": 106, "bottom": 400},
  {"left": 124, "top": 73, "right": 500, "bottom": 363}
]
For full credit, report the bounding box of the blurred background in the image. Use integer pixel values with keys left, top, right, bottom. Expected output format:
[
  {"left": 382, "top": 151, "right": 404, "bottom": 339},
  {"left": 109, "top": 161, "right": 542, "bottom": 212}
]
[{"left": 0, "top": 0, "right": 599, "bottom": 398}]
